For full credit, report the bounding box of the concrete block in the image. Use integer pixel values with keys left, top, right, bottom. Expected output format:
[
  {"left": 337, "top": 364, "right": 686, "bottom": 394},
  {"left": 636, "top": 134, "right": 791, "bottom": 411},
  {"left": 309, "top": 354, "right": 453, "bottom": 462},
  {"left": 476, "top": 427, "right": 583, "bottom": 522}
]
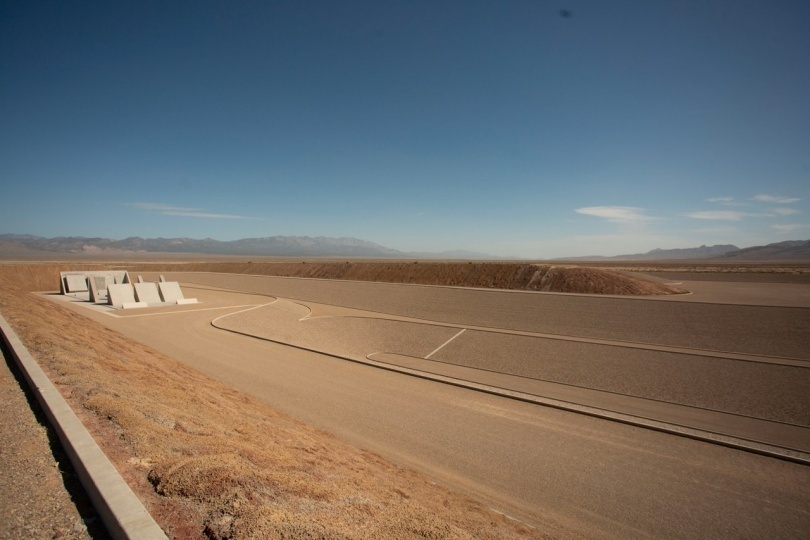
[
  {"left": 158, "top": 281, "right": 184, "bottom": 303},
  {"left": 137, "top": 275, "right": 144, "bottom": 283},
  {"left": 176, "top": 298, "right": 198, "bottom": 305},
  {"left": 122, "top": 301, "right": 149, "bottom": 309},
  {"left": 91, "top": 276, "right": 106, "bottom": 290},
  {"left": 59, "top": 270, "right": 126, "bottom": 295},
  {"left": 108, "top": 284, "right": 136, "bottom": 308},
  {"left": 88, "top": 278, "right": 100, "bottom": 303},
  {"left": 65, "top": 275, "right": 88, "bottom": 293},
  {"left": 133, "top": 282, "right": 161, "bottom": 304}
]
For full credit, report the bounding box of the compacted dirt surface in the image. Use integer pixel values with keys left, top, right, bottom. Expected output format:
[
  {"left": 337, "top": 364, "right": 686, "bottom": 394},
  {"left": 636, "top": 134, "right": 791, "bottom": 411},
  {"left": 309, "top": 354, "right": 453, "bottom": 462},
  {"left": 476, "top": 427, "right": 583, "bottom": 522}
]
[
  {"left": 2, "top": 260, "right": 808, "bottom": 539},
  {"left": 0, "top": 264, "right": 558, "bottom": 539}
]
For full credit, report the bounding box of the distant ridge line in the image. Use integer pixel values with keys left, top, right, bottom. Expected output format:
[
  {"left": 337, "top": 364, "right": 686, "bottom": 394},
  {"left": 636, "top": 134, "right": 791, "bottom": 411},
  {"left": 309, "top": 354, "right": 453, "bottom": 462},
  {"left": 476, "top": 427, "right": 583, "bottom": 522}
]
[
  {"left": 1, "top": 235, "right": 808, "bottom": 260},
  {"left": 0, "top": 234, "right": 500, "bottom": 260}
]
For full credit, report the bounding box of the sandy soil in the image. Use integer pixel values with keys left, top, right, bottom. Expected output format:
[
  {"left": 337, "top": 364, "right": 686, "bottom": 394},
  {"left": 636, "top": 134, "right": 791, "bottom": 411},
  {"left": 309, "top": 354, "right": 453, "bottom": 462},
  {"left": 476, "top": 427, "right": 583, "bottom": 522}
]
[{"left": 0, "top": 264, "right": 554, "bottom": 539}]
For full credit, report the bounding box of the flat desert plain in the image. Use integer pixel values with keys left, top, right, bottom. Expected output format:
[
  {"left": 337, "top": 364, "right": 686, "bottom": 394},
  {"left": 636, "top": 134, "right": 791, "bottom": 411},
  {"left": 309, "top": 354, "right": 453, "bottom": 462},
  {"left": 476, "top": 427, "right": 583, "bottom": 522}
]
[{"left": 2, "top": 261, "right": 809, "bottom": 538}]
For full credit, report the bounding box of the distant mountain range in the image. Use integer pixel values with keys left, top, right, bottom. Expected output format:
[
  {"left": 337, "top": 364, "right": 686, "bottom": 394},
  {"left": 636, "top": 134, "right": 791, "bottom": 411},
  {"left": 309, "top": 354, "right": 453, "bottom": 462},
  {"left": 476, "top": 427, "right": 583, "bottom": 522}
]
[
  {"left": 564, "top": 240, "right": 810, "bottom": 261},
  {"left": 720, "top": 239, "right": 810, "bottom": 260},
  {"left": 567, "top": 244, "right": 740, "bottom": 261},
  {"left": 0, "top": 234, "right": 499, "bottom": 259},
  {"left": 1, "top": 234, "right": 808, "bottom": 260}
]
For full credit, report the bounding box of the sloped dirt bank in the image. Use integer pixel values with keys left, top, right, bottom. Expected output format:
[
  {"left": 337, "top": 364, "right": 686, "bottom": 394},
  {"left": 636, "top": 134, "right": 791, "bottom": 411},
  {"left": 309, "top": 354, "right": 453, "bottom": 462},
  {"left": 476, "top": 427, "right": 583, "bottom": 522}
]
[{"left": 122, "top": 262, "right": 686, "bottom": 295}]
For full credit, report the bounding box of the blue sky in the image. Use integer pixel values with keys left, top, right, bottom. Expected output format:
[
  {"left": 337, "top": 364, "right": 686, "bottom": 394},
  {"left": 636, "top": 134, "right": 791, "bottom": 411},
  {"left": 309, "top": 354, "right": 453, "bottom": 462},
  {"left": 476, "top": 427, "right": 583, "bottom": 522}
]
[{"left": 1, "top": 1, "right": 808, "bottom": 258}]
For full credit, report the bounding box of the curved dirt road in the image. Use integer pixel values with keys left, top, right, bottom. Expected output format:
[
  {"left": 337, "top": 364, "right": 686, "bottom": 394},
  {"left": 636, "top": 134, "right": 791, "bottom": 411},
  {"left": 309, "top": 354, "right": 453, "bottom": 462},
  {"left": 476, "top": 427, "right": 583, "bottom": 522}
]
[{"left": 59, "top": 274, "right": 810, "bottom": 538}]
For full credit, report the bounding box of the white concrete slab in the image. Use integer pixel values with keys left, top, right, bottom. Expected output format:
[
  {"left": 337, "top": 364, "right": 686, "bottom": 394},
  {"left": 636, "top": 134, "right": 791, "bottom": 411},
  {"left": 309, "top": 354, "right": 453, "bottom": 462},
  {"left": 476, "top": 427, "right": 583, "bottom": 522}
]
[
  {"left": 158, "top": 282, "right": 184, "bottom": 303},
  {"left": 122, "top": 301, "right": 149, "bottom": 310},
  {"left": 88, "top": 278, "right": 100, "bottom": 303},
  {"left": 133, "top": 282, "right": 161, "bottom": 304},
  {"left": 65, "top": 275, "right": 88, "bottom": 293},
  {"left": 59, "top": 270, "right": 129, "bottom": 298},
  {"left": 108, "top": 284, "right": 136, "bottom": 308},
  {"left": 176, "top": 298, "right": 199, "bottom": 305}
]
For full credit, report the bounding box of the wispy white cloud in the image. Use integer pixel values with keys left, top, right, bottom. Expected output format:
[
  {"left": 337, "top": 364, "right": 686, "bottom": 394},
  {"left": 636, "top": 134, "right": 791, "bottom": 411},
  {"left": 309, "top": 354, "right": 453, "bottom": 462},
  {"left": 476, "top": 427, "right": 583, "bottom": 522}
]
[
  {"left": 752, "top": 194, "right": 801, "bottom": 204},
  {"left": 687, "top": 210, "right": 747, "bottom": 221},
  {"left": 772, "top": 223, "right": 810, "bottom": 233},
  {"left": 706, "top": 196, "right": 747, "bottom": 207},
  {"left": 771, "top": 207, "right": 800, "bottom": 216},
  {"left": 129, "top": 202, "right": 197, "bottom": 212},
  {"left": 162, "top": 211, "right": 258, "bottom": 219},
  {"left": 575, "top": 206, "right": 655, "bottom": 223},
  {"left": 128, "top": 202, "right": 259, "bottom": 220},
  {"left": 692, "top": 226, "right": 739, "bottom": 234}
]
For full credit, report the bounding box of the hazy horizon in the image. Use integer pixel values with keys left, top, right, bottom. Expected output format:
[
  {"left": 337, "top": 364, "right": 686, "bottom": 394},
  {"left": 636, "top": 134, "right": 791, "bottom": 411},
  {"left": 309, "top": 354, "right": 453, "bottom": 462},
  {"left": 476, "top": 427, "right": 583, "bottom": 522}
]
[{"left": 2, "top": 1, "right": 808, "bottom": 258}]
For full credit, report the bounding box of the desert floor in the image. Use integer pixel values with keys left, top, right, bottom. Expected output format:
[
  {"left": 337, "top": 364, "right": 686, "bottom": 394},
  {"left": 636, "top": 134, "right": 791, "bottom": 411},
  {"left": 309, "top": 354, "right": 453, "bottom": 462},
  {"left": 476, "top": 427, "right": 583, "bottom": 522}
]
[{"left": 41, "top": 265, "right": 810, "bottom": 538}]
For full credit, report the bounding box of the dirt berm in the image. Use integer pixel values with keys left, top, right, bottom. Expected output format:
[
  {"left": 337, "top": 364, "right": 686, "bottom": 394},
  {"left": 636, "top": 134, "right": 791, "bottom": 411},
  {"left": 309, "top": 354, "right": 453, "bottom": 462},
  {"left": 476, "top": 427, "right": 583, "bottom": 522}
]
[{"left": 122, "top": 262, "right": 685, "bottom": 295}]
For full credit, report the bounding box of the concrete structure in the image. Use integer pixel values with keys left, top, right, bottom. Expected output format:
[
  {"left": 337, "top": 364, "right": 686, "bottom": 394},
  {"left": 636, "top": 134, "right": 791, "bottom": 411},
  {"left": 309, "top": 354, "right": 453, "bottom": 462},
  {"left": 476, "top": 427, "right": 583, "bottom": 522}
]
[
  {"left": 65, "top": 275, "right": 88, "bottom": 293},
  {"left": 133, "top": 282, "right": 161, "bottom": 304},
  {"left": 157, "top": 281, "right": 198, "bottom": 305},
  {"left": 107, "top": 284, "right": 137, "bottom": 308},
  {"left": 60, "top": 271, "right": 129, "bottom": 295},
  {"left": 88, "top": 277, "right": 100, "bottom": 303},
  {"left": 88, "top": 277, "right": 110, "bottom": 303},
  {"left": 157, "top": 282, "right": 184, "bottom": 303},
  {"left": 60, "top": 271, "right": 195, "bottom": 309}
]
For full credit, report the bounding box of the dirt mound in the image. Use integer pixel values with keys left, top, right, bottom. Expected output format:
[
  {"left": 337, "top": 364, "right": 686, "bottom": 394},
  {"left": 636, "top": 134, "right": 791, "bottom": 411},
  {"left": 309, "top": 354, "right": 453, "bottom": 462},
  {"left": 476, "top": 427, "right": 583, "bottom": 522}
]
[
  {"left": 0, "top": 265, "right": 553, "bottom": 538},
  {"left": 123, "top": 261, "right": 685, "bottom": 295}
]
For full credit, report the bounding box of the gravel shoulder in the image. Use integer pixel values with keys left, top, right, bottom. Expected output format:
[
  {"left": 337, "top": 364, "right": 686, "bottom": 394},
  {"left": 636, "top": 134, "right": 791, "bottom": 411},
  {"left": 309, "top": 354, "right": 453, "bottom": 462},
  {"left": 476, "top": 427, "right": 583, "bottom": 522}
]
[{"left": 0, "top": 339, "right": 107, "bottom": 540}]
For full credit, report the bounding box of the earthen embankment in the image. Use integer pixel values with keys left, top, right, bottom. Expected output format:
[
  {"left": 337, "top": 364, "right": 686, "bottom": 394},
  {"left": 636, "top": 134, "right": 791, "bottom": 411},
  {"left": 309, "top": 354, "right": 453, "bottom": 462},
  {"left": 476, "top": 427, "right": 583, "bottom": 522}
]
[{"left": 122, "top": 261, "right": 685, "bottom": 295}]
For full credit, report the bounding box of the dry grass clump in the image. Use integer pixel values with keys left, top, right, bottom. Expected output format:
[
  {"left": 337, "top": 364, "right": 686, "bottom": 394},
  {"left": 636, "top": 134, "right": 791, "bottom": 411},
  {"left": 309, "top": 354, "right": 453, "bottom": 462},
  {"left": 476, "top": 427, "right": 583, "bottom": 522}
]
[
  {"left": 123, "top": 261, "right": 685, "bottom": 295},
  {"left": 0, "top": 265, "right": 550, "bottom": 539}
]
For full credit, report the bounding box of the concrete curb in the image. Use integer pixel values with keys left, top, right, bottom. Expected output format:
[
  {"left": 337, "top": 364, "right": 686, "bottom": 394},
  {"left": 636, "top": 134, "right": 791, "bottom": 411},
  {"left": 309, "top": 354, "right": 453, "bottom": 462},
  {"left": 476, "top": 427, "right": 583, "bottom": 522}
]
[{"left": 0, "top": 313, "right": 168, "bottom": 540}]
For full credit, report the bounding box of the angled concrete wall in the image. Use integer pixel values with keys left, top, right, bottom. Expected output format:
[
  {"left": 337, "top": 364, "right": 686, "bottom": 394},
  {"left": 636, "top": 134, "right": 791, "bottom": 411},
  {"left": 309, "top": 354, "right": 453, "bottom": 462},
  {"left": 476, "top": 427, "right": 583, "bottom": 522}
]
[
  {"left": 60, "top": 271, "right": 129, "bottom": 295},
  {"left": 133, "top": 282, "right": 161, "bottom": 304},
  {"left": 65, "top": 275, "right": 88, "bottom": 293},
  {"left": 88, "top": 278, "right": 100, "bottom": 303},
  {"left": 107, "top": 284, "right": 136, "bottom": 308},
  {"left": 157, "top": 282, "right": 184, "bottom": 303}
]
